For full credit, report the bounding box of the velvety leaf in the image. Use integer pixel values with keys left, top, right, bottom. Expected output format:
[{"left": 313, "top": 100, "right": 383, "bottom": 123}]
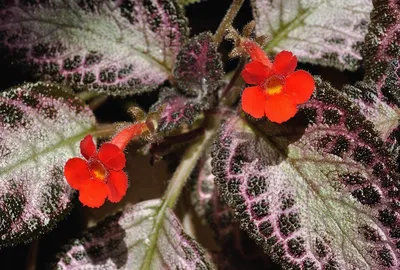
[
  {"left": 362, "top": 0, "right": 400, "bottom": 88},
  {"left": 190, "top": 154, "right": 275, "bottom": 269},
  {"left": 150, "top": 88, "right": 206, "bottom": 133},
  {"left": 0, "top": 0, "right": 188, "bottom": 96},
  {"left": 343, "top": 80, "right": 400, "bottom": 142},
  {"left": 52, "top": 199, "right": 213, "bottom": 269},
  {"left": 212, "top": 78, "right": 400, "bottom": 269},
  {"left": 251, "top": 0, "right": 372, "bottom": 70},
  {"left": 0, "top": 82, "right": 95, "bottom": 248},
  {"left": 380, "top": 60, "right": 400, "bottom": 107},
  {"left": 152, "top": 33, "right": 223, "bottom": 134},
  {"left": 174, "top": 32, "right": 224, "bottom": 98}
]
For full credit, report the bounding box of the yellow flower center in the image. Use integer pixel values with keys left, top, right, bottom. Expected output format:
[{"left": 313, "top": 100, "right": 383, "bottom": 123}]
[
  {"left": 264, "top": 76, "right": 284, "bottom": 96},
  {"left": 90, "top": 160, "right": 107, "bottom": 182}
]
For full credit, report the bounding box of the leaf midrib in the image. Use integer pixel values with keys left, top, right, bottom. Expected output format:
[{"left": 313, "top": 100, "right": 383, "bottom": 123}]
[
  {"left": 10, "top": 4, "right": 173, "bottom": 75},
  {"left": 264, "top": 1, "right": 324, "bottom": 53},
  {"left": 0, "top": 127, "right": 94, "bottom": 177},
  {"left": 246, "top": 118, "right": 371, "bottom": 266}
]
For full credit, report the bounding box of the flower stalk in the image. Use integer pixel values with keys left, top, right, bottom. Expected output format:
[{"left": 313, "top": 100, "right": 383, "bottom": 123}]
[
  {"left": 213, "top": 0, "right": 245, "bottom": 45},
  {"left": 140, "top": 117, "right": 219, "bottom": 270}
]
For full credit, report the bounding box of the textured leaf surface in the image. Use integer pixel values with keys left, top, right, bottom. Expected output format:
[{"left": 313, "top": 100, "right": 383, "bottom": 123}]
[
  {"left": 252, "top": 0, "right": 372, "bottom": 70},
  {"left": 0, "top": 82, "right": 95, "bottom": 248},
  {"left": 381, "top": 60, "right": 400, "bottom": 106},
  {"left": 0, "top": 0, "right": 188, "bottom": 96},
  {"left": 53, "top": 199, "right": 213, "bottom": 269},
  {"left": 151, "top": 33, "right": 223, "bottom": 134},
  {"left": 212, "top": 79, "right": 400, "bottom": 269},
  {"left": 190, "top": 154, "right": 274, "bottom": 269},
  {"left": 343, "top": 81, "right": 400, "bottom": 142},
  {"left": 363, "top": 0, "right": 400, "bottom": 88},
  {"left": 174, "top": 32, "right": 223, "bottom": 98},
  {"left": 150, "top": 88, "right": 205, "bottom": 133}
]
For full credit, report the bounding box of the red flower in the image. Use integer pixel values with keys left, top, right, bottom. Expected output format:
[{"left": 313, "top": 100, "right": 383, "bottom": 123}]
[
  {"left": 241, "top": 40, "right": 315, "bottom": 123},
  {"left": 64, "top": 135, "right": 128, "bottom": 208}
]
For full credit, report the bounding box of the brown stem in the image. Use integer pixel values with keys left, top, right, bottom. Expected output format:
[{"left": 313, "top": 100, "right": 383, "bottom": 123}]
[
  {"left": 221, "top": 57, "right": 246, "bottom": 107},
  {"left": 89, "top": 95, "right": 108, "bottom": 111},
  {"left": 213, "top": 0, "right": 245, "bottom": 45},
  {"left": 26, "top": 240, "right": 39, "bottom": 270}
]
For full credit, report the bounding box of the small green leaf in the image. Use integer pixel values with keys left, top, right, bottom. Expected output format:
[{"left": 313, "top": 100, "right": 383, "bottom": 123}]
[
  {"left": 52, "top": 199, "right": 213, "bottom": 269},
  {"left": 0, "top": 82, "right": 95, "bottom": 248}
]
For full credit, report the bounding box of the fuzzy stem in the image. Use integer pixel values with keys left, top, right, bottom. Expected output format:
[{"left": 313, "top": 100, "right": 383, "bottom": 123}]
[
  {"left": 77, "top": 91, "right": 101, "bottom": 102},
  {"left": 213, "top": 0, "right": 245, "bottom": 45},
  {"left": 140, "top": 118, "right": 218, "bottom": 270},
  {"left": 89, "top": 95, "right": 108, "bottom": 111},
  {"left": 221, "top": 57, "right": 245, "bottom": 105}
]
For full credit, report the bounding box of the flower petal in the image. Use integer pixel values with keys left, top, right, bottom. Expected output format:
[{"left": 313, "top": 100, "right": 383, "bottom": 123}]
[
  {"left": 80, "top": 135, "right": 96, "bottom": 160},
  {"left": 241, "top": 61, "right": 272, "bottom": 85},
  {"left": 284, "top": 70, "right": 315, "bottom": 104},
  {"left": 242, "top": 40, "right": 272, "bottom": 67},
  {"left": 264, "top": 94, "right": 297, "bottom": 123},
  {"left": 98, "top": 143, "right": 126, "bottom": 171},
  {"left": 273, "top": 51, "right": 297, "bottom": 76},
  {"left": 78, "top": 180, "right": 108, "bottom": 208},
  {"left": 241, "top": 86, "right": 266, "bottom": 119},
  {"left": 107, "top": 171, "right": 128, "bottom": 203},
  {"left": 64, "top": 158, "right": 91, "bottom": 190}
]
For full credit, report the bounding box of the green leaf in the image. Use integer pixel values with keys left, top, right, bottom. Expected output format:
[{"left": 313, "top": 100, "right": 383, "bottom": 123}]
[
  {"left": 251, "top": 0, "right": 373, "bottom": 70},
  {"left": 0, "top": 0, "right": 189, "bottom": 96},
  {"left": 0, "top": 82, "right": 95, "bottom": 248},
  {"left": 52, "top": 199, "right": 214, "bottom": 269}
]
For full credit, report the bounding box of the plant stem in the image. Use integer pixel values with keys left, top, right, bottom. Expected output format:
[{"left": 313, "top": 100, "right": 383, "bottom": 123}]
[
  {"left": 89, "top": 95, "right": 108, "bottom": 111},
  {"left": 77, "top": 91, "right": 101, "bottom": 102},
  {"left": 26, "top": 240, "right": 39, "bottom": 270},
  {"left": 213, "top": 0, "right": 245, "bottom": 45},
  {"left": 140, "top": 118, "right": 218, "bottom": 270},
  {"left": 221, "top": 57, "right": 245, "bottom": 106},
  {"left": 164, "top": 124, "right": 215, "bottom": 208}
]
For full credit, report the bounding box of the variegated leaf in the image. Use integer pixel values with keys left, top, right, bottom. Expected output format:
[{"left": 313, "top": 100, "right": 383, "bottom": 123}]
[
  {"left": 174, "top": 32, "right": 224, "bottom": 100},
  {"left": 190, "top": 154, "right": 274, "bottom": 269},
  {"left": 252, "top": 0, "right": 372, "bottom": 70},
  {"left": 0, "top": 82, "right": 95, "bottom": 248},
  {"left": 343, "top": 81, "right": 400, "bottom": 142},
  {"left": 52, "top": 199, "right": 213, "bottom": 269},
  {"left": 212, "top": 78, "right": 400, "bottom": 269},
  {"left": 0, "top": 0, "right": 188, "bottom": 96},
  {"left": 150, "top": 88, "right": 205, "bottom": 133},
  {"left": 363, "top": 0, "right": 400, "bottom": 92},
  {"left": 151, "top": 33, "right": 223, "bottom": 134}
]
